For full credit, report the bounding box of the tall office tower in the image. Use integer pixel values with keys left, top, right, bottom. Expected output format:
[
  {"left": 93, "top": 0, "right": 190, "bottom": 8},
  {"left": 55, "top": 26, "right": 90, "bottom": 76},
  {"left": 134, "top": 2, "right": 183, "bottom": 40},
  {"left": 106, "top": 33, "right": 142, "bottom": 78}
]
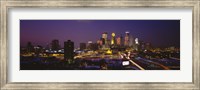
[
  {"left": 87, "top": 41, "right": 93, "bottom": 50},
  {"left": 26, "top": 42, "right": 34, "bottom": 53},
  {"left": 100, "top": 38, "right": 105, "bottom": 45},
  {"left": 64, "top": 40, "right": 74, "bottom": 61},
  {"left": 111, "top": 33, "right": 116, "bottom": 45},
  {"left": 145, "top": 42, "right": 152, "bottom": 50},
  {"left": 124, "top": 31, "right": 130, "bottom": 46},
  {"left": 97, "top": 40, "right": 100, "bottom": 45},
  {"left": 102, "top": 32, "right": 108, "bottom": 45},
  {"left": 140, "top": 41, "right": 145, "bottom": 51},
  {"left": 90, "top": 43, "right": 99, "bottom": 51},
  {"left": 129, "top": 35, "right": 134, "bottom": 47},
  {"left": 135, "top": 38, "right": 139, "bottom": 51},
  {"left": 51, "top": 39, "right": 60, "bottom": 51},
  {"left": 45, "top": 43, "right": 50, "bottom": 50},
  {"left": 80, "top": 43, "right": 86, "bottom": 50},
  {"left": 116, "top": 37, "right": 121, "bottom": 45},
  {"left": 120, "top": 34, "right": 123, "bottom": 46}
]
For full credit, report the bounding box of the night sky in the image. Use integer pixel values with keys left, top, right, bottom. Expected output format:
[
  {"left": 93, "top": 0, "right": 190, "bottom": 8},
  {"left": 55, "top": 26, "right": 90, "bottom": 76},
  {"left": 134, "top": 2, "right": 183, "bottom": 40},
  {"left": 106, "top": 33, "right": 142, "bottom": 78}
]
[{"left": 20, "top": 20, "right": 180, "bottom": 48}]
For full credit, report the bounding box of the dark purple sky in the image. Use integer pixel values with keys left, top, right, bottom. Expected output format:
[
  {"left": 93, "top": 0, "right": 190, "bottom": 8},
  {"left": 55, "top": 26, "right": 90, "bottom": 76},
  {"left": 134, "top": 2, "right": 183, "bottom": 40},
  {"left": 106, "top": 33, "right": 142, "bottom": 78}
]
[{"left": 20, "top": 20, "right": 180, "bottom": 48}]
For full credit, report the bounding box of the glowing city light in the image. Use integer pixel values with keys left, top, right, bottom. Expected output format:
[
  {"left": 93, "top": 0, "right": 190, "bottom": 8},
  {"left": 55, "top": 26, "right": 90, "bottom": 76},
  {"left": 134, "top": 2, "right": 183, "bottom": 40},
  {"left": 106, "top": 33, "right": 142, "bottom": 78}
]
[
  {"left": 111, "top": 33, "right": 115, "bottom": 37},
  {"left": 135, "top": 38, "right": 139, "bottom": 44}
]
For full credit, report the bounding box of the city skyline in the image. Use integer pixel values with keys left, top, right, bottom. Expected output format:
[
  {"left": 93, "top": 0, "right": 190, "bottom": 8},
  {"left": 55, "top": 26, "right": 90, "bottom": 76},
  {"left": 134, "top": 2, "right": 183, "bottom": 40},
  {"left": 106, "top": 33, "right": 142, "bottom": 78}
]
[
  {"left": 20, "top": 20, "right": 180, "bottom": 48},
  {"left": 20, "top": 20, "right": 180, "bottom": 70}
]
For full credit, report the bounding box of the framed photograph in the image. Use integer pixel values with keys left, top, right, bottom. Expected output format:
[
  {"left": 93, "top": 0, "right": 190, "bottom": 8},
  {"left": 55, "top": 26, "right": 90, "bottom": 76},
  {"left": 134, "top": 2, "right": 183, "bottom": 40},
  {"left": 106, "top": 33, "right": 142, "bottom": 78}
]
[{"left": 1, "top": 0, "right": 199, "bottom": 90}]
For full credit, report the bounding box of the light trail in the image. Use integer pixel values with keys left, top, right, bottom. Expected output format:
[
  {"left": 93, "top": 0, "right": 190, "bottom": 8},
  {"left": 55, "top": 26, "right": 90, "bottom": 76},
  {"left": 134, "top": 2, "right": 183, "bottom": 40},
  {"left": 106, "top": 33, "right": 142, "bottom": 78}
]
[
  {"left": 120, "top": 53, "right": 145, "bottom": 70},
  {"left": 128, "top": 59, "right": 145, "bottom": 70}
]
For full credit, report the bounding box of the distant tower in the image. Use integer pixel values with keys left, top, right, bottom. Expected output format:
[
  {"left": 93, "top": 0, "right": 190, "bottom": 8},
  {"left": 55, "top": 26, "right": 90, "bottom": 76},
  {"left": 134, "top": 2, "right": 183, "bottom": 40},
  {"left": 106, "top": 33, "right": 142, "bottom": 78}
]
[
  {"left": 26, "top": 42, "right": 34, "bottom": 53},
  {"left": 145, "top": 42, "right": 151, "bottom": 50},
  {"left": 80, "top": 43, "right": 86, "bottom": 50},
  {"left": 129, "top": 35, "right": 134, "bottom": 47},
  {"left": 51, "top": 39, "right": 60, "bottom": 51},
  {"left": 111, "top": 33, "right": 116, "bottom": 45},
  {"left": 100, "top": 38, "right": 105, "bottom": 45},
  {"left": 135, "top": 38, "right": 139, "bottom": 51},
  {"left": 116, "top": 37, "right": 121, "bottom": 45},
  {"left": 102, "top": 32, "right": 109, "bottom": 49},
  {"left": 87, "top": 41, "right": 93, "bottom": 50},
  {"left": 124, "top": 31, "right": 130, "bottom": 46},
  {"left": 120, "top": 34, "right": 123, "bottom": 46},
  {"left": 64, "top": 40, "right": 74, "bottom": 61},
  {"left": 102, "top": 32, "right": 108, "bottom": 45}
]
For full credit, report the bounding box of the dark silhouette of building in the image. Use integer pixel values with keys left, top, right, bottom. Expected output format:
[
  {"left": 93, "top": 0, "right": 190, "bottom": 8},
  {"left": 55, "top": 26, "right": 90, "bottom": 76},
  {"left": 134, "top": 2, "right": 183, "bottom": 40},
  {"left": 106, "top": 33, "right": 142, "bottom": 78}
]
[
  {"left": 87, "top": 42, "right": 99, "bottom": 51},
  {"left": 26, "top": 42, "right": 34, "bottom": 53},
  {"left": 80, "top": 43, "right": 86, "bottom": 50},
  {"left": 35, "top": 45, "right": 43, "bottom": 56},
  {"left": 140, "top": 41, "right": 145, "bottom": 51},
  {"left": 64, "top": 40, "right": 74, "bottom": 61},
  {"left": 100, "top": 38, "right": 105, "bottom": 45},
  {"left": 91, "top": 43, "right": 99, "bottom": 51},
  {"left": 120, "top": 34, "right": 124, "bottom": 46},
  {"left": 51, "top": 39, "right": 60, "bottom": 51},
  {"left": 145, "top": 42, "right": 152, "bottom": 50}
]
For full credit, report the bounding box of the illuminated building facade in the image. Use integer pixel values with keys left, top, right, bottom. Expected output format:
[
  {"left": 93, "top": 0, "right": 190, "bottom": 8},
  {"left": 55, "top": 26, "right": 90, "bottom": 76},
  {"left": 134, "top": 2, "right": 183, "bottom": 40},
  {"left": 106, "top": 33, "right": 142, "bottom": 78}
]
[
  {"left": 129, "top": 35, "right": 134, "bottom": 47},
  {"left": 101, "top": 32, "right": 110, "bottom": 49},
  {"left": 100, "top": 38, "right": 105, "bottom": 45},
  {"left": 87, "top": 41, "right": 93, "bottom": 49},
  {"left": 102, "top": 32, "right": 108, "bottom": 45},
  {"left": 135, "top": 38, "right": 139, "bottom": 51},
  {"left": 124, "top": 31, "right": 130, "bottom": 46},
  {"left": 111, "top": 33, "right": 116, "bottom": 45},
  {"left": 116, "top": 37, "right": 121, "bottom": 45}
]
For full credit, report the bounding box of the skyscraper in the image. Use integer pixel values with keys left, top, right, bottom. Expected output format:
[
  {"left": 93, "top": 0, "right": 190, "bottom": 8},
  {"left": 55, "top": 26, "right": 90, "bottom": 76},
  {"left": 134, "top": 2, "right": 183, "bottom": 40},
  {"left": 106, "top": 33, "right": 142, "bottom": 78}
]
[
  {"left": 111, "top": 33, "right": 116, "bottom": 45},
  {"left": 102, "top": 32, "right": 108, "bottom": 45},
  {"left": 120, "top": 34, "right": 123, "bottom": 46},
  {"left": 129, "top": 35, "right": 134, "bottom": 47},
  {"left": 26, "top": 42, "right": 34, "bottom": 53},
  {"left": 80, "top": 43, "right": 86, "bottom": 50},
  {"left": 100, "top": 38, "right": 105, "bottom": 45},
  {"left": 116, "top": 34, "right": 123, "bottom": 46},
  {"left": 64, "top": 40, "right": 74, "bottom": 61},
  {"left": 135, "top": 38, "right": 139, "bottom": 51},
  {"left": 90, "top": 43, "right": 99, "bottom": 51},
  {"left": 116, "top": 37, "right": 121, "bottom": 45},
  {"left": 124, "top": 31, "right": 130, "bottom": 46},
  {"left": 145, "top": 42, "right": 152, "bottom": 50},
  {"left": 87, "top": 41, "right": 93, "bottom": 50},
  {"left": 102, "top": 32, "right": 109, "bottom": 49},
  {"left": 51, "top": 39, "right": 60, "bottom": 51}
]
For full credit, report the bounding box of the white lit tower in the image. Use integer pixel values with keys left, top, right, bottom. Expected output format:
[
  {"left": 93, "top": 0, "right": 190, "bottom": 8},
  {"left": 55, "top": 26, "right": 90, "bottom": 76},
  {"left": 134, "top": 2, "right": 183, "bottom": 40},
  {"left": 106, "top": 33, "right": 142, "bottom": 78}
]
[{"left": 135, "top": 38, "right": 139, "bottom": 51}]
